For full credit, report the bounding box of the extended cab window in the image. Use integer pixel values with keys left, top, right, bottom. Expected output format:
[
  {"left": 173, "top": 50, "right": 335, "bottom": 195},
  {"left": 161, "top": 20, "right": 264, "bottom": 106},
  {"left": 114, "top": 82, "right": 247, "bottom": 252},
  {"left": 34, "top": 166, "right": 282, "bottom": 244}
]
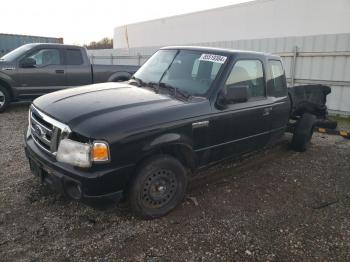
[
  {"left": 269, "top": 60, "right": 287, "bottom": 97},
  {"left": 26, "top": 49, "right": 62, "bottom": 66},
  {"left": 225, "top": 60, "right": 265, "bottom": 99},
  {"left": 66, "top": 49, "right": 83, "bottom": 65}
]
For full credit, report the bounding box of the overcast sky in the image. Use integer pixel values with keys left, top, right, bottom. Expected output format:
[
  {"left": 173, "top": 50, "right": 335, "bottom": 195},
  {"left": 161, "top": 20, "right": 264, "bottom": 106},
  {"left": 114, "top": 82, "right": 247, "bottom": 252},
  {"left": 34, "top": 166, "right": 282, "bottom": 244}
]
[{"left": 0, "top": 0, "right": 253, "bottom": 45}]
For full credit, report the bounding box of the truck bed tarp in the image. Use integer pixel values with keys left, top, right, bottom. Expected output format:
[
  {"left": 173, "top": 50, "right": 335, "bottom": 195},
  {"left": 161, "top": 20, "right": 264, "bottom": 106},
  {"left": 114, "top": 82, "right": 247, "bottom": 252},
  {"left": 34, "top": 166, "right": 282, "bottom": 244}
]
[{"left": 288, "top": 84, "right": 331, "bottom": 118}]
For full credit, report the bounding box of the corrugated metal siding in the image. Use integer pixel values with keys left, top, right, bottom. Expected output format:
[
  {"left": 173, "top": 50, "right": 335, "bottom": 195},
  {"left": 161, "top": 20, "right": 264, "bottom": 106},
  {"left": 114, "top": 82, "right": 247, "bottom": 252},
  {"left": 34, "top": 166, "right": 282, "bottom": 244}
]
[
  {"left": 0, "top": 33, "right": 63, "bottom": 56},
  {"left": 87, "top": 33, "right": 350, "bottom": 114},
  {"left": 114, "top": 0, "right": 350, "bottom": 49}
]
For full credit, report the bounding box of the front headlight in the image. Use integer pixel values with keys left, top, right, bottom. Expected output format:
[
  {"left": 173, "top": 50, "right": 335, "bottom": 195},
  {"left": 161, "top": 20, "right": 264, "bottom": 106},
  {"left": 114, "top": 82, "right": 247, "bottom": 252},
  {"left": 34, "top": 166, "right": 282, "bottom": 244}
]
[
  {"left": 57, "top": 139, "right": 92, "bottom": 168},
  {"left": 56, "top": 139, "right": 110, "bottom": 168}
]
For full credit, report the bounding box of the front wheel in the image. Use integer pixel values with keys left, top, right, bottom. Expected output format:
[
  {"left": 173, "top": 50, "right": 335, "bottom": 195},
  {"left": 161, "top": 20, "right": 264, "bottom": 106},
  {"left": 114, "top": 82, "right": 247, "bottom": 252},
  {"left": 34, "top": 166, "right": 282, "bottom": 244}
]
[
  {"left": 129, "top": 155, "right": 187, "bottom": 219},
  {"left": 0, "top": 86, "right": 10, "bottom": 113},
  {"left": 291, "top": 113, "right": 316, "bottom": 152}
]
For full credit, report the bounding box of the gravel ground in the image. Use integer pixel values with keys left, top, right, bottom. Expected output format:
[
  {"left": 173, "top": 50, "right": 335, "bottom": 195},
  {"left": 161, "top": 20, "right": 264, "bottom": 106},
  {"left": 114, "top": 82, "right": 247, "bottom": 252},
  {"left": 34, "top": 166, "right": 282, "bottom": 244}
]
[{"left": 1, "top": 104, "right": 350, "bottom": 262}]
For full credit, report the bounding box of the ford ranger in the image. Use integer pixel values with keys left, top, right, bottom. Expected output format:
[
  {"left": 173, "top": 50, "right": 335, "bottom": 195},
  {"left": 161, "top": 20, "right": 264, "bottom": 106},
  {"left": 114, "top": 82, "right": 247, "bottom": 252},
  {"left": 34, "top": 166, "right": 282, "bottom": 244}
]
[
  {"left": 24, "top": 46, "right": 330, "bottom": 219},
  {"left": 0, "top": 43, "right": 139, "bottom": 112}
]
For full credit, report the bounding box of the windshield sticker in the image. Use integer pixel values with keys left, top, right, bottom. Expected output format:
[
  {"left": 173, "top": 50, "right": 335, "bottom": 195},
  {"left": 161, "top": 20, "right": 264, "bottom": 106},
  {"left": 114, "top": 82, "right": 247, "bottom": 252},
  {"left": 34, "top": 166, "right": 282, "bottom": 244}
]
[{"left": 199, "top": 54, "right": 227, "bottom": 64}]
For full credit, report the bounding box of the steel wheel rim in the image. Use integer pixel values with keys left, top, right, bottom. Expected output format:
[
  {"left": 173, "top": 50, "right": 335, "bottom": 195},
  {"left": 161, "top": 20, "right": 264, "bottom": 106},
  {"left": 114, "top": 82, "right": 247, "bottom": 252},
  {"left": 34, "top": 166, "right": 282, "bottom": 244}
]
[
  {"left": 0, "top": 90, "right": 5, "bottom": 107},
  {"left": 141, "top": 168, "right": 178, "bottom": 209}
]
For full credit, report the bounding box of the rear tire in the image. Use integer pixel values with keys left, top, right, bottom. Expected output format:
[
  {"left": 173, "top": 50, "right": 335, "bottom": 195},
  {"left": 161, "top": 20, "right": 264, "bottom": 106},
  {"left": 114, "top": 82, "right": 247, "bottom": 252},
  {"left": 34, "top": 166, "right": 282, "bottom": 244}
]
[
  {"left": 291, "top": 113, "right": 316, "bottom": 152},
  {"left": 0, "top": 85, "right": 10, "bottom": 113},
  {"left": 129, "top": 155, "right": 187, "bottom": 219}
]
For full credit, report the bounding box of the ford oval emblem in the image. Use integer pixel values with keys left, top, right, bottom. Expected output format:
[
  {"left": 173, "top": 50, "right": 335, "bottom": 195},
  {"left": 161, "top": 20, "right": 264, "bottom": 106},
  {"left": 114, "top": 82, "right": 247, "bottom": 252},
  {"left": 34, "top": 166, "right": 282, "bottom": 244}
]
[{"left": 34, "top": 124, "right": 45, "bottom": 138}]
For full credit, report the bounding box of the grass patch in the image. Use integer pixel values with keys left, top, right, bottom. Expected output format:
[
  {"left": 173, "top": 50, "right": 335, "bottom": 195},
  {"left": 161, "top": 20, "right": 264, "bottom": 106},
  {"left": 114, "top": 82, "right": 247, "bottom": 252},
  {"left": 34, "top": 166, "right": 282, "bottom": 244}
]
[{"left": 329, "top": 115, "right": 350, "bottom": 129}]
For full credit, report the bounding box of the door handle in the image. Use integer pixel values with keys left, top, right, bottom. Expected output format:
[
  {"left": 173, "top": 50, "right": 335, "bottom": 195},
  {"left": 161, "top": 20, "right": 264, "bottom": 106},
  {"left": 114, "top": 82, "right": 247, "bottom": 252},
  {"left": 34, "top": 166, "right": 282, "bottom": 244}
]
[
  {"left": 263, "top": 107, "right": 273, "bottom": 116},
  {"left": 55, "top": 69, "right": 65, "bottom": 74}
]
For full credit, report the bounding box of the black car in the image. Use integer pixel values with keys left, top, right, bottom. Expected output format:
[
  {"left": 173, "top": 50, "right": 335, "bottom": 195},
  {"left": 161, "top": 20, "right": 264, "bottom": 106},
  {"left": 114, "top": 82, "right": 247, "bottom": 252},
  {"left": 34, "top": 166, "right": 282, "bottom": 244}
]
[{"left": 24, "top": 46, "right": 327, "bottom": 219}]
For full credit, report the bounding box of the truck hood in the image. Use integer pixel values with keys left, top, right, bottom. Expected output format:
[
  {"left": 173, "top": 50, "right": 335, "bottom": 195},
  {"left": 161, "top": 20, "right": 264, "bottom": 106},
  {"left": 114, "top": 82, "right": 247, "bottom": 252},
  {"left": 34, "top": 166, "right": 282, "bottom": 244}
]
[
  {"left": 33, "top": 82, "right": 209, "bottom": 141},
  {"left": 0, "top": 61, "right": 15, "bottom": 71},
  {"left": 34, "top": 82, "right": 182, "bottom": 124}
]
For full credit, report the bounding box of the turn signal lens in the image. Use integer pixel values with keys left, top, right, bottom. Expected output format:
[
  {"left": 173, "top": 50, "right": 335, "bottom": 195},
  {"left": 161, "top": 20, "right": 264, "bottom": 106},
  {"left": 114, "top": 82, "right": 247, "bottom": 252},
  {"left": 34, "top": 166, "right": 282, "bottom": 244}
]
[
  {"left": 91, "top": 142, "right": 110, "bottom": 162},
  {"left": 340, "top": 131, "right": 348, "bottom": 137}
]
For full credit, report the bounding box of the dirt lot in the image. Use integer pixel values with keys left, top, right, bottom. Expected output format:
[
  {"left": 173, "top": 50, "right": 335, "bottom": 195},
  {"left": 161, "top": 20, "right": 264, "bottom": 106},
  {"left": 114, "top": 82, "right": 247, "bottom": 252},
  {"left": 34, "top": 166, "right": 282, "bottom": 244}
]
[{"left": 1, "top": 104, "right": 350, "bottom": 261}]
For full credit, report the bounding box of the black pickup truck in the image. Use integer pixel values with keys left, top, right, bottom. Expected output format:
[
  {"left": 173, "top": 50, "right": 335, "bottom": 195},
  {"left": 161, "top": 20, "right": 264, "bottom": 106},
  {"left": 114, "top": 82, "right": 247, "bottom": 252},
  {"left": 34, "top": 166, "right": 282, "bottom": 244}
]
[
  {"left": 24, "top": 46, "right": 330, "bottom": 219},
  {"left": 0, "top": 43, "right": 139, "bottom": 112}
]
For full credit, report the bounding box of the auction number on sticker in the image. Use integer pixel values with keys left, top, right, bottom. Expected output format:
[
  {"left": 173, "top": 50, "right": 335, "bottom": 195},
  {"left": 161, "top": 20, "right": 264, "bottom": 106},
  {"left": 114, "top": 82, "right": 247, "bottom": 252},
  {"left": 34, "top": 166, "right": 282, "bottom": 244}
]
[{"left": 199, "top": 54, "right": 227, "bottom": 64}]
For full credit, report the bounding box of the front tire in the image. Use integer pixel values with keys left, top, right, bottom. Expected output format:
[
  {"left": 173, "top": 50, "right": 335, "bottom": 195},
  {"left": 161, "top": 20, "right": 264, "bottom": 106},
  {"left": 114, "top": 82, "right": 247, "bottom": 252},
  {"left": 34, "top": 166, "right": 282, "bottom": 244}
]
[
  {"left": 0, "top": 86, "right": 10, "bottom": 113},
  {"left": 129, "top": 155, "right": 187, "bottom": 219},
  {"left": 291, "top": 113, "right": 316, "bottom": 152}
]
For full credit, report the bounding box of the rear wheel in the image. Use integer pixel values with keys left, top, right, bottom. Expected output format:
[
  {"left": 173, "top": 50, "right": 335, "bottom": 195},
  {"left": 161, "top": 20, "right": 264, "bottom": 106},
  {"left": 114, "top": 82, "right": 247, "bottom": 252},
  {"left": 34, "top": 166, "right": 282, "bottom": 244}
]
[
  {"left": 129, "top": 155, "right": 187, "bottom": 219},
  {"left": 291, "top": 113, "right": 316, "bottom": 152},
  {"left": 0, "top": 86, "right": 10, "bottom": 113}
]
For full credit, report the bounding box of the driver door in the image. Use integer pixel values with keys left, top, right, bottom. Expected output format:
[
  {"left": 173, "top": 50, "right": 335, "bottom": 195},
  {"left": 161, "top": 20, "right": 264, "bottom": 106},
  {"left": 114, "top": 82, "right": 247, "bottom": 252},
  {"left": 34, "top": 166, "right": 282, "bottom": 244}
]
[
  {"left": 208, "top": 58, "right": 273, "bottom": 162},
  {"left": 17, "top": 47, "right": 66, "bottom": 98}
]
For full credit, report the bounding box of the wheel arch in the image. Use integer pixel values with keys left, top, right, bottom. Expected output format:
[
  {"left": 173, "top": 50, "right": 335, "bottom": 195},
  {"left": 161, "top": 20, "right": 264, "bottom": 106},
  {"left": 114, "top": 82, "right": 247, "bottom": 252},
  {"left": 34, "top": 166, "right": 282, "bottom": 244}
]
[
  {"left": 140, "top": 133, "right": 196, "bottom": 172},
  {"left": 122, "top": 134, "right": 195, "bottom": 202},
  {"left": 0, "top": 78, "right": 13, "bottom": 101},
  {"left": 107, "top": 71, "right": 132, "bottom": 82}
]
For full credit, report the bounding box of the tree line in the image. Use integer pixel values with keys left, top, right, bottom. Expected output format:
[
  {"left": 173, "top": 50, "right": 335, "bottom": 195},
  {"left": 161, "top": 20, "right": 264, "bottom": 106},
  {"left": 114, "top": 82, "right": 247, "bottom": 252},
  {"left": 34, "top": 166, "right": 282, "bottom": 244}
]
[{"left": 84, "top": 37, "right": 113, "bottom": 49}]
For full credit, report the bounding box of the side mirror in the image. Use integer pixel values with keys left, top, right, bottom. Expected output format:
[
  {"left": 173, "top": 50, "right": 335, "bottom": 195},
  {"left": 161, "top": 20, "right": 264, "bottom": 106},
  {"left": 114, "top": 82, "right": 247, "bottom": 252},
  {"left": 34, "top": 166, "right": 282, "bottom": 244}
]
[
  {"left": 226, "top": 85, "right": 249, "bottom": 103},
  {"left": 217, "top": 85, "right": 249, "bottom": 109},
  {"left": 20, "top": 58, "right": 36, "bottom": 68}
]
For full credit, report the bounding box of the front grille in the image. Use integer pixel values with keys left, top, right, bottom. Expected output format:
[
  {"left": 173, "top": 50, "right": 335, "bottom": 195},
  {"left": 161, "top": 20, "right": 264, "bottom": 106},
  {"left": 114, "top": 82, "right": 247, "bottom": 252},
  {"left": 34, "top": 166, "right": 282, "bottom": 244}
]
[{"left": 29, "top": 105, "right": 71, "bottom": 155}]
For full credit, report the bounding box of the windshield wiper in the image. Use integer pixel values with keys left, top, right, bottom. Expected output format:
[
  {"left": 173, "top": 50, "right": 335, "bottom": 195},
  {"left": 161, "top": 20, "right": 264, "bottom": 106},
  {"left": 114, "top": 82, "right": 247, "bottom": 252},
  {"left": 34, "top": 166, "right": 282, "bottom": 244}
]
[
  {"left": 129, "top": 77, "right": 159, "bottom": 92},
  {"left": 146, "top": 81, "right": 160, "bottom": 91},
  {"left": 129, "top": 77, "right": 190, "bottom": 100},
  {"left": 158, "top": 82, "right": 191, "bottom": 100},
  {"left": 129, "top": 76, "right": 146, "bottom": 87}
]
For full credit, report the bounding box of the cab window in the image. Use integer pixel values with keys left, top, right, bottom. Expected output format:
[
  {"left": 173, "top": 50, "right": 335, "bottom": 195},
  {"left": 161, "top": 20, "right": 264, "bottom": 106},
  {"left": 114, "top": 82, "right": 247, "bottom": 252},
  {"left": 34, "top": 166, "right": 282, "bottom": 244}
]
[
  {"left": 269, "top": 60, "right": 287, "bottom": 97},
  {"left": 26, "top": 49, "right": 62, "bottom": 66},
  {"left": 225, "top": 59, "right": 265, "bottom": 99},
  {"left": 66, "top": 49, "right": 84, "bottom": 65}
]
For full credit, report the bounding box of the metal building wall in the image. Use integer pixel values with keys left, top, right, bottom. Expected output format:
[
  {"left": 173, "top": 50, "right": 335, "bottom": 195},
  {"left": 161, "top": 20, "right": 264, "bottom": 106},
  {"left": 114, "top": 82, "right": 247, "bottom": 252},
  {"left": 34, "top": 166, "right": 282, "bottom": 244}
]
[
  {"left": 199, "top": 34, "right": 350, "bottom": 115},
  {"left": 0, "top": 33, "right": 63, "bottom": 56},
  {"left": 87, "top": 33, "right": 350, "bottom": 115},
  {"left": 113, "top": 0, "right": 350, "bottom": 49}
]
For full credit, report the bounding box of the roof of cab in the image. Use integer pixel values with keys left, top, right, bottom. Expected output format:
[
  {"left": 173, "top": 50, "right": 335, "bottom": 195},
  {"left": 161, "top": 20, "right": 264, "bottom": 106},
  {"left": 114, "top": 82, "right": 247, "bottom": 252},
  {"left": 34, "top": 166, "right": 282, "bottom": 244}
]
[
  {"left": 161, "top": 46, "right": 281, "bottom": 59},
  {"left": 23, "top": 43, "right": 83, "bottom": 49}
]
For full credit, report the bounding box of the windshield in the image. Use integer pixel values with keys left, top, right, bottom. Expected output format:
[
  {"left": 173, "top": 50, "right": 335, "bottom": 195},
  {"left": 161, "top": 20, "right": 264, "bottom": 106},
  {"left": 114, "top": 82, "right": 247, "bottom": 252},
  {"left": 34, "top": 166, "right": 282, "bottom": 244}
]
[
  {"left": 133, "top": 49, "right": 227, "bottom": 96},
  {"left": 0, "top": 44, "right": 34, "bottom": 62}
]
